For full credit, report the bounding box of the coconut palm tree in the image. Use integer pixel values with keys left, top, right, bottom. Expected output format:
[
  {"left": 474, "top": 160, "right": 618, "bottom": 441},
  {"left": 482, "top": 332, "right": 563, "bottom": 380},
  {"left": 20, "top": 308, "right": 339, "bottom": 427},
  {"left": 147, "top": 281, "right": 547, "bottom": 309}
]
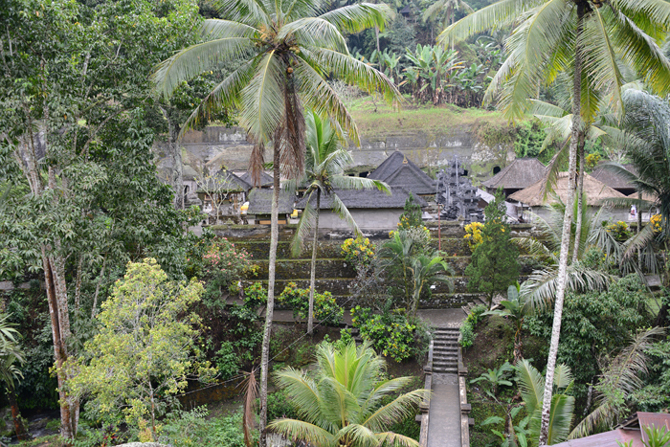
[
  {"left": 153, "top": 1, "right": 401, "bottom": 440},
  {"left": 439, "top": 2, "right": 670, "bottom": 442},
  {"left": 268, "top": 340, "right": 426, "bottom": 447},
  {"left": 290, "top": 111, "right": 389, "bottom": 335}
]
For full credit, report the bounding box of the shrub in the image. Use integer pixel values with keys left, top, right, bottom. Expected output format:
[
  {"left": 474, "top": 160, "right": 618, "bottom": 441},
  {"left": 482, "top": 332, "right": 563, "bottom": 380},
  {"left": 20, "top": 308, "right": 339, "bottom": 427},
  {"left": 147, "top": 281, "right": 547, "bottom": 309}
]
[
  {"left": 243, "top": 282, "right": 267, "bottom": 311},
  {"left": 159, "top": 408, "right": 248, "bottom": 447},
  {"left": 459, "top": 304, "right": 486, "bottom": 349},
  {"left": 464, "top": 221, "right": 484, "bottom": 251},
  {"left": 398, "top": 194, "right": 424, "bottom": 229},
  {"left": 651, "top": 214, "right": 662, "bottom": 233},
  {"left": 350, "top": 306, "right": 430, "bottom": 362},
  {"left": 606, "top": 221, "right": 632, "bottom": 241},
  {"left": 214, "top": 342, "right": 240, "bottom": 380},
  {"left": 277, "top": 282, "right": 344, "bottom": 326},
  {"left": 341, "top": 237, "right": 376, "bottom": 273}
]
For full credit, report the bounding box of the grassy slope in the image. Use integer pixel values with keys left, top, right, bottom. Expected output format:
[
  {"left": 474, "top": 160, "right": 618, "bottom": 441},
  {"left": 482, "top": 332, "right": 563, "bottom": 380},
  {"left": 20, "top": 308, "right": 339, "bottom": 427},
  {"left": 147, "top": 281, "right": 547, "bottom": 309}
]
[{"left": 345, "top": 95, "right": 507, "bottom": 137}]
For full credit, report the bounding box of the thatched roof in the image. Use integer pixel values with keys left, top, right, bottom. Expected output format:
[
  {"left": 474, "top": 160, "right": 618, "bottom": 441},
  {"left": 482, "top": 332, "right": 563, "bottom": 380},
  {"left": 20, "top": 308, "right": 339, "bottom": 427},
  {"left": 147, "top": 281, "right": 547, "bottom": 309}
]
[
  {"left": 295, "top": 187, "right": 426, "bottom": 210},
  {"left": 247, "top": 188, "right": 294, "bottom": 215},
  {"left": 508, "top": 172, "right": 626, "bottom": 206},
  {"left": 628, "top": 190, "right": 658, "bottom": 202},
  {"left": 196, "top": 170, "right": 252, "bottom": 193},
  {"left": 367, "top": 151, "right": 436, "bottom": 195},
  {"left": 239, "top": 171, "right": 274, "bottom": 187},
  {"left": 481, "top": 158, "right": 548, "bottom": 190},
  {"left": 590, "top": 164, "right": 638, "bottom": 191}
]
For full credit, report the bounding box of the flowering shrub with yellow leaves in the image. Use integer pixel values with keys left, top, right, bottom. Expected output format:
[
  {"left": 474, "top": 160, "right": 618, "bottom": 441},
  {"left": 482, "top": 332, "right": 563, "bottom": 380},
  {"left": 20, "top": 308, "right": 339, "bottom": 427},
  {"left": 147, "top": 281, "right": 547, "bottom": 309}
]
[
  {"left": 341, "top": 237, "right": 375, "bottom": 272},
  {"left": 651, "top": 214, "right": 662, "bottom": 233},
  {"left": 464, "top": 221, "right": 484, "bottom": 251},
  {"left": 606, "top": 221, "right": 632, "bottom": 241}
]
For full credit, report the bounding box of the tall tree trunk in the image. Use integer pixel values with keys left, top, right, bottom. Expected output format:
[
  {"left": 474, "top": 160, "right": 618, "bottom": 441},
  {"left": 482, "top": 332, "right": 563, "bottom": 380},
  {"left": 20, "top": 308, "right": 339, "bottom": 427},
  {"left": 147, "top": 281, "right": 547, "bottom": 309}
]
[
  {"left": 572, "top": 135, "right": 586, "bottom": 263},
  {"left": 7, "top": 387, "right": 28, "bottom": 441},
  {"left": 307, "top": 190, "right": 320, "bottom": 335},
  {"left": 259, "top": 149, "right": 281, "bottom": 447},
  {"left": 161, "top": 106, "right": 184, "bottom": 209},
  {"left": 538, "top": 6, "right": 584, "bottom": 445}
]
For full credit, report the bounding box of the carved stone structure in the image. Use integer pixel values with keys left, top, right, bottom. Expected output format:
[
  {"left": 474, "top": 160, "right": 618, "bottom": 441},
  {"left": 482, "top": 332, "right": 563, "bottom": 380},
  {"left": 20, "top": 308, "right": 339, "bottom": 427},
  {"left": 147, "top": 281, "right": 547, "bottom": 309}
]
[{"left": 436, "top": 157, "right": 482, "bottom": 222}]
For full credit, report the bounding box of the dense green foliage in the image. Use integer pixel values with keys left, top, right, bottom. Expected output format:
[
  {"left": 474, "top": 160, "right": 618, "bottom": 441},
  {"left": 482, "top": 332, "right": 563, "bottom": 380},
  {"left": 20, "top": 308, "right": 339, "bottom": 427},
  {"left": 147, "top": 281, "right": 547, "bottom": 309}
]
[
  {"left": 63, "top": 259, "right": 214, "bottom": 436},
  {"left": 465, "top": 191, "right": 519, "bottom": 308},
  {"left": 278, "top": 282, "right": 344, "bottom": 327},
  {"left": 526, "top": 275, "right": 650, "bottom": 402}
]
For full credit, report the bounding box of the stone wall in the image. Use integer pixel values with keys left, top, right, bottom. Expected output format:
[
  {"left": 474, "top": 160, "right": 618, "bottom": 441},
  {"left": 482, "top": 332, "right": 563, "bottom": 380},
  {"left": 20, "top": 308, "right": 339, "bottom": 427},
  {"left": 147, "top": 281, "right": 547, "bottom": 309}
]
[{"left": 155, "top": 125, "right": 514, "bottom": 183}]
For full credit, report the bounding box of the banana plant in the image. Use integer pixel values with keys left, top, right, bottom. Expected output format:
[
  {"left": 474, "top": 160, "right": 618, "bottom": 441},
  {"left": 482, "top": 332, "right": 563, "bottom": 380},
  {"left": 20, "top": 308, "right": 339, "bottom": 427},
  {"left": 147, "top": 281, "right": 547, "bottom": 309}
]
[
  {"left": 404, "top": 44, "right": 463, "bottom": 104},
  {"left": 470, "top": 362, "right": 515, "bottom": 398}
]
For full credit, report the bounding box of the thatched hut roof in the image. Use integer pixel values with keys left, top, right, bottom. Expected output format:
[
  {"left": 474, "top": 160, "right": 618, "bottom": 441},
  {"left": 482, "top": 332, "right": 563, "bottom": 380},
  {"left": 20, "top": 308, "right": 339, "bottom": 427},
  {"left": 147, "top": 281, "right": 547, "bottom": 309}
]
[
  {"left": 508, "top": 172, "right": 625, "bottom": 206},
  {"left": 627, "top": 190, "right": 658, "bottom": 203},
  {"left": 481, "top": 158, "right": 548, "bottom": 190},
  {"left": 239, "top": 171, "right": 274, "bottom": 188},
  {"left": 247, "top": 189, "right": 294, "bottom": 215},
  {"left": 367, "top": 151, "right": 436, "bottom": 195},
  {"left": 591, "top": 164, "right": 638, "bottom": 192},
  {"left": 295, "top": 187, "right": 426, "bottom": 210}
]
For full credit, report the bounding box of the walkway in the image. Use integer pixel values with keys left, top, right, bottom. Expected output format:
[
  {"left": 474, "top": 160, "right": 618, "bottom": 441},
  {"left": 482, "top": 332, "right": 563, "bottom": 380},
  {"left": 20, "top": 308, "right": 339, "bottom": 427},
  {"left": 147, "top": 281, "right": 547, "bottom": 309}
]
[{"left": 419, "top": 309, "right": 468, "bottom": 447}]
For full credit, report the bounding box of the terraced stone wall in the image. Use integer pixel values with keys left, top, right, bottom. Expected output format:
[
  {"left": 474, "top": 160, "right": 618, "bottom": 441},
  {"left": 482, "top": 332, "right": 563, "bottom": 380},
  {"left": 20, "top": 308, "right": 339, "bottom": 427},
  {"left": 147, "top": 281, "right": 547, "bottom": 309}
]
[{"left": 216, "top": 223, "right": 540, "bottom": 309}]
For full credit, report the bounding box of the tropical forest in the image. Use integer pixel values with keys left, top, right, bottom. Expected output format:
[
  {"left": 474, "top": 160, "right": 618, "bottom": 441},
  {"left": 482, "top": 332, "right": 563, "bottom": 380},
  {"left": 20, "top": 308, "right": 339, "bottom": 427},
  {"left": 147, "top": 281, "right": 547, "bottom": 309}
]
[{"left": 2, "top": 0, "right": 670, "bottom": 447}]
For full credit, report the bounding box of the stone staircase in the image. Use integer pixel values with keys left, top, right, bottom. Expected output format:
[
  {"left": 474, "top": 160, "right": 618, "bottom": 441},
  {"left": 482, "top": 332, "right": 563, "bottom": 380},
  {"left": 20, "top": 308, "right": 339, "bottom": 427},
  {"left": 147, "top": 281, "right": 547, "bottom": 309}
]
[{"left": 432, "top": 327, "right": 460, "bottom": 374}]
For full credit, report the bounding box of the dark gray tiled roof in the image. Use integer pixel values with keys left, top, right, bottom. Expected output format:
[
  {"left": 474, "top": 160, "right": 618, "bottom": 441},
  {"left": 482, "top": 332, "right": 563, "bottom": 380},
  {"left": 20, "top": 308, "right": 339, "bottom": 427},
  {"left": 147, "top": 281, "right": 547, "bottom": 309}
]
[
  {"left": 481, "top": 158, "right": 548, "bottom": 190},
  {"left": 247, "top": 188, "right": 295, "bottom": 215},
  {"left": 295, "top": 186, "right": 427, "bottom": 210},
  {"left": 367, "top": 151, "right": 436, "bottom": 195},
  {"left": 196, "top": 170, "right": 252, "bottom": 193},
  {"left": 239, "top": 171, "right": 274, "bottom": 188}
]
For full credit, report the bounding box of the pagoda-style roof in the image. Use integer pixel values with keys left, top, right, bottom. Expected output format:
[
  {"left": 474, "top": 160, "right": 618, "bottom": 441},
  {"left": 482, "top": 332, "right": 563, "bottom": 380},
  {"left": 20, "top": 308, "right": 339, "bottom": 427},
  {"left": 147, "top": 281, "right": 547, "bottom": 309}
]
[
  {"left": 508, "top": 172, "right": 625, "bottom": 206},
  {"left": 239, "top": 171, "right": 274, "bottom": 188},
  {"left": 295, "top": 187, "right": 426, "bottom": 210},
  {"left": 367, "top": 151, "right": 436, "bottom": 195},
  {"left": 482, "top": 158, "right": 548, "bottom": 191}
]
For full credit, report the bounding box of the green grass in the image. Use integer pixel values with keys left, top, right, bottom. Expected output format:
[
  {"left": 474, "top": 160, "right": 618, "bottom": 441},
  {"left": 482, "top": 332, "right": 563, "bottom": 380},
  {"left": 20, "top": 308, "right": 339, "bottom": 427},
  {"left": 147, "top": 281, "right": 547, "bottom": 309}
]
[{"left": 344, "top": 95, "right": 506, "bottom": 136}]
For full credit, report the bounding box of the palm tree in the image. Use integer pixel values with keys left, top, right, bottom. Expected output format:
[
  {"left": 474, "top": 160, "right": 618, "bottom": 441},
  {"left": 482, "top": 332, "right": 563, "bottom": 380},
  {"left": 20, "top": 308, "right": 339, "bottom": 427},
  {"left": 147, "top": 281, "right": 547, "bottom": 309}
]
[
  {"left": 268, "top": 340, "right": 426, "bottom": 447},
  {"left": 439, "top": 3, "right": 670, "bottom": 442},
  {"left": 290, "top": 111, "right": 389, "bottom": 335},
  {"left": 408, "top": 253, "right": 453, "bottom": 316},
  {"left": 483, "top": 283, "right": 530, "bottom": 363},
  {"left": 153, "top": 1, "right": 401, "bottom": 441},
  {"left": 514, "top": 204, "right": 612, "bottom": 309},
  {"left": 516, "top": 359, "right": 574, "bottom": 445},
  {"left": 0, "top": 314, "right": 27, "bottom": 440}
]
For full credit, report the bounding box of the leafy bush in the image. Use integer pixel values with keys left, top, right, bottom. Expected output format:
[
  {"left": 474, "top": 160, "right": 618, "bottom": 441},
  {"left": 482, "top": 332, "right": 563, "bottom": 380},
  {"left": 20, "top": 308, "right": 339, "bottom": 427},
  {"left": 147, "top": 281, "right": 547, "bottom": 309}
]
[
  {"left": 397, "top": 194, "right": 424, "bottom": 229},
  {"left": 214, "top": 342, "right": 240, "bottom": 380},
  {"left": 277, "top": 282, "right": 344, "bottom": 326},
  {"left": 159, "top": 408, "right": 248, "bottom": 447},
  {"left": 350, "top": 306, "right": 430, "bottom": 362},
  {"left": 341, "top": 237, "right": 376, "bottom": 273},
  {"left": 459, "top": 304, "right": 487, "bottom": 349},
  {"left": 267, "top": 389, "right": 299, "bottom": 421},
  {"left": 606, "top": 220, "right": 633, "bottom": 241},
  {"left": 243, "top": 282, "right": 267, "bottom": 311}
]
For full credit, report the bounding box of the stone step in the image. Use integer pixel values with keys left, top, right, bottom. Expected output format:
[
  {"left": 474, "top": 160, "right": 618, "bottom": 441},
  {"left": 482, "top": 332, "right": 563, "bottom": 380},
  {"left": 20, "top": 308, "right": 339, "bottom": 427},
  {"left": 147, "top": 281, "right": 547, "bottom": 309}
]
[
  {"left": 433, "top": 345, "right": 458, "bottom": 352},
  {"left": 433, "top": 340, "right": 459, "bottom": 346},
  {"left": 433, "top": 367, "right": 458, "bottom": 374}
]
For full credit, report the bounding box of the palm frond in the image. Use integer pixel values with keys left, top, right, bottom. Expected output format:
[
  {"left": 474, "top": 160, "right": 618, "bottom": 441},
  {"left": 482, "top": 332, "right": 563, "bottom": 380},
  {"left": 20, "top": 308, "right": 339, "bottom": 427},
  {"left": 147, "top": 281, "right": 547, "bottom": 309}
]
[
  {"left": 274, "top": 367, "right": 323, "bottom": 425},
  {"left": 267, "top": 418, "right": 334, "bottom": 445},
  {"left": 200, "top": 19, "right": 260, "bottom": 39},
  {"left": 608, "top": 8, "right": 670, "bottom": 97},
  {"left": 529, "top": 99, "right": 568, "bottom": 117},
  {"left": 330, "top": 193, "right": 362, "bottom": 238},
  {"left": 361, "top": 389, "right": 426, "bottom": 432},
  {"left": 545, "top": 392, "right": 574, "bottom": 444},
  {"left": 375, "top": 431, "right": 422, "bottom": 447},
  {"left": 307, "top": 47, "right": 401, "bottom": 109},
  {"left": 216, "top": 0, "right": 270, "bottom": 26},
  {"left": 293, "top": 54, "right": 360, "bottom": 145},
  {"left": 553, "top": 363, "right": 574, "bottom": 390},
  {"left": 516, "top": 359, "right": 544, "bottom": 415},
  {"left": 331, "top": 176, "right": 389, "bottom": 193},
  {"left": 153, "top": 37, "right": 254, "bottom": 99},
  {"left": 438, "top": 0, "right": 545, "bottom": 48},
  {"left": 569, "top": 327, "right": 665, "bottom": 438},
  {"left": 319, "top": 3, "right": 392, "bottom": 34},
  {"left": 520, "top": 263, "right": 612, "bottom": 311},
  {"left": 579, "top": 8, "right": 624, "bottom": 116},
  {"left": 279, "top": 18, "right": 349, "bottom": 53},
  {"left": 290, "top": 194, "right": 318, "bottom": 257},
  {"left": 239, "top": 51, "right": 285, "bottom": 143}
]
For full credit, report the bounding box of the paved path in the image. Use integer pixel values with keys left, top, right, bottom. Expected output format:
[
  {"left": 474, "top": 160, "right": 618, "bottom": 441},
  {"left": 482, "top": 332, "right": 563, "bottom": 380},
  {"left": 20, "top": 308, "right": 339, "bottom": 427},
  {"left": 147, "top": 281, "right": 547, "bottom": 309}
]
[{"left": 427, "top": 373, "right": 462, "bottom": 447}]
